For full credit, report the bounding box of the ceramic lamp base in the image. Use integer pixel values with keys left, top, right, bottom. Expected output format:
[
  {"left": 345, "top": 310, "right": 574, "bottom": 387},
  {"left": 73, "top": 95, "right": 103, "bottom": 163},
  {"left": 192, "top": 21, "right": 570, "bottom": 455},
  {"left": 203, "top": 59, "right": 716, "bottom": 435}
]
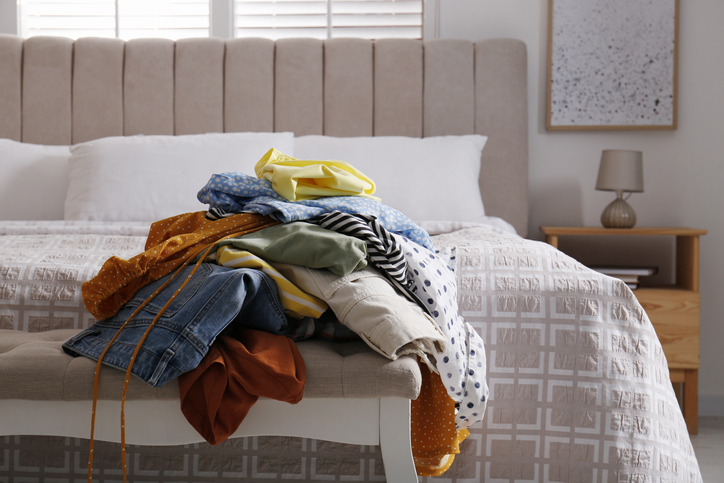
[{"left": 601, "top": 196, "right": 637, "bottom": 228}]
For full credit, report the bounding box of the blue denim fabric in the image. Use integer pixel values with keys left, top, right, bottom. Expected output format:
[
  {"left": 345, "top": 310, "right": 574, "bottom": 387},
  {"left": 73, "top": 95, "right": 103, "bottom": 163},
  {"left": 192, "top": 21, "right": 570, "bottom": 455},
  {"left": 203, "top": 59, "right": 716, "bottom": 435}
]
[{"left": 62, "top": 263, "right": 289, "bottom": 387}]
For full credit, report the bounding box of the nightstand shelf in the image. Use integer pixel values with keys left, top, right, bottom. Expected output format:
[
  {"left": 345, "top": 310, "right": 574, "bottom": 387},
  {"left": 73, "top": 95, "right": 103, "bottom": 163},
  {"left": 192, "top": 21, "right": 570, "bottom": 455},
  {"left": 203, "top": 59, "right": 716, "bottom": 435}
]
[{"left": 540, "top": 226, "right": 707, "bottom": 434}]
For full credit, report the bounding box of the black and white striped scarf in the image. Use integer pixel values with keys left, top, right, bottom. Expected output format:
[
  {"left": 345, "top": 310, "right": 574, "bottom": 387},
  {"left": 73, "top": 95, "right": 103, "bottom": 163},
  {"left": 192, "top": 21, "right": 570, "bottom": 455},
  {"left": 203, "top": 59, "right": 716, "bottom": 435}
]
[{"left": 310, "top": 210, "right": 417, "bottom": 296}]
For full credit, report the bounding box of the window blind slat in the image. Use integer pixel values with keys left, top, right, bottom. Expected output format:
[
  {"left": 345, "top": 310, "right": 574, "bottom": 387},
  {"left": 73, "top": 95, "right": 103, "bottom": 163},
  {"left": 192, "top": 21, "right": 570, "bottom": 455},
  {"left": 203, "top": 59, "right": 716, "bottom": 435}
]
[
  {"left": 333, "top": 14, "right": 422, "bottom": 27},
  {"left": 236, "top": 0, "right": 326, "bottom": 3},
  {"left": 27, "top": 17, "right": 116, "bottom": 30},
  {"left": 121, "top": 5, "right": 209, "bottom": 15},
  {"left": 237, "top": 3, "right": 328, "bottom": 15},
  {"left": 333, "top": 1, "right": 421, "bottom": 14},
  {"left": 235, "top": 27, "right": 328, "bottom": 39},
  {"left": 120, "top": 17, "right": 210, "bottom": 29},
  {"left": 122, "top": 28, "right": 209, "bottom": 39},
  {"left": 24, "top": 28, "right": 116, "bottom": 37},
  {"left": 331, "top": 25, "right": 419, "bottom": 38},
  {"left": 237, "top": 15, "right": 328, "bottom": 28},
  {"left": 24, "top": 5, "right": 115, "bottom": 16}
]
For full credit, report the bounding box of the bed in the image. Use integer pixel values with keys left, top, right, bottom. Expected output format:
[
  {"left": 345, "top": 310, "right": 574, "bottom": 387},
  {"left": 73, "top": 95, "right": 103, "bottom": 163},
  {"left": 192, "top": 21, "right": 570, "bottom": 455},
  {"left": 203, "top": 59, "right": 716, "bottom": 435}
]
[{"left": 0, "top": 35, "right": 702, "bottom": 483}]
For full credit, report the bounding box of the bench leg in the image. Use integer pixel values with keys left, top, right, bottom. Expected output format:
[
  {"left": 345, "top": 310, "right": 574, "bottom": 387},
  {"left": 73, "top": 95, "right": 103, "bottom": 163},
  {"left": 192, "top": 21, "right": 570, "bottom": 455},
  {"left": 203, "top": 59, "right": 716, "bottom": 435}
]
[{"left": 379, "top": 397, "right": 419, "bottom": 482}]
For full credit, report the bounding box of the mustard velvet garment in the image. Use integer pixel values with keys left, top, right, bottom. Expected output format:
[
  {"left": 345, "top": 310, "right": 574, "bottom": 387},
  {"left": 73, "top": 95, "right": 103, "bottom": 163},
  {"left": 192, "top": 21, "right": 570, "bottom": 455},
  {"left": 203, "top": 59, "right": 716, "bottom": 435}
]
[{"left": 254, "top": 148, "right": 380, "bottom": 201}]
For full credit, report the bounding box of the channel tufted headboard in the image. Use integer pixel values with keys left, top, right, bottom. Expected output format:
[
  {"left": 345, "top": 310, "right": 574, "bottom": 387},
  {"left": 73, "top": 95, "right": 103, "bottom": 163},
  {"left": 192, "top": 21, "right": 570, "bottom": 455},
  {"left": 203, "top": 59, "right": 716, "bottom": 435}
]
[{"left": 0, "top": 35, "right": 528, "bottom": 235}]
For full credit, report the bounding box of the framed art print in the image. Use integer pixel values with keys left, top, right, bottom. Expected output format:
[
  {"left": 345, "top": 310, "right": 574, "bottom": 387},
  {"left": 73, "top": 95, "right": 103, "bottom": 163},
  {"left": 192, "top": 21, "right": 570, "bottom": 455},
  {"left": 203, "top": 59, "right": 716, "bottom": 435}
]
[{"left": 546, "top": 0, "right": 679, "bottom": 130}]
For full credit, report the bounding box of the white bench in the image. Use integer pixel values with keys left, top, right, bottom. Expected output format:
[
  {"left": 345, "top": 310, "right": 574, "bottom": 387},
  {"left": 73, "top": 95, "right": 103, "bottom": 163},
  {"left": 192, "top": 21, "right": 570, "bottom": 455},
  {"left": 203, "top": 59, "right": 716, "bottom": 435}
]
[{"left": 0, "top": 329, "right": 422, "bottom": 482}]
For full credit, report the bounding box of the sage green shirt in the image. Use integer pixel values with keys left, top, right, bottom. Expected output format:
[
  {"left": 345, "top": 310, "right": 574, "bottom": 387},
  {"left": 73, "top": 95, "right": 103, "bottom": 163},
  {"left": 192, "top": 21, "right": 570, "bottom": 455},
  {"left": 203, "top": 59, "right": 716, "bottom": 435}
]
[{"left": 209, "top": 221, "right": 367, "bottom": 276}]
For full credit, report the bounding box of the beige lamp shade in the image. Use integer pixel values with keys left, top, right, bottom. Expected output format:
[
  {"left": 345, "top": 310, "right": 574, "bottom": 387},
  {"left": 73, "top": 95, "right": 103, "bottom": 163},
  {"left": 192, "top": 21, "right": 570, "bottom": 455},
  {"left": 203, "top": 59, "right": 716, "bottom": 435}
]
[
  {"left": 595, "top": 150, "right": 644, "bottom": 193},
  {"left": 596, "top": 150, "right": 644, "bottom": 228}
]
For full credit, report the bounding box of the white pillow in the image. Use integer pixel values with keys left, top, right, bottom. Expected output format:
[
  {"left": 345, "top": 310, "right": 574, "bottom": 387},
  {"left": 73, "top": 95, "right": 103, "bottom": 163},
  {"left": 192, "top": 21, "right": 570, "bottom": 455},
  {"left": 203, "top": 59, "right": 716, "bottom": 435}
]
[
  {"left": 65, "top": 132, "right": 294, "bottom": 222},
  {"left": 0, "top": 139, "right": 70, "bottom": 220},
  {"left": 293, "top": 135, "right": 487, "bottom": 223}
]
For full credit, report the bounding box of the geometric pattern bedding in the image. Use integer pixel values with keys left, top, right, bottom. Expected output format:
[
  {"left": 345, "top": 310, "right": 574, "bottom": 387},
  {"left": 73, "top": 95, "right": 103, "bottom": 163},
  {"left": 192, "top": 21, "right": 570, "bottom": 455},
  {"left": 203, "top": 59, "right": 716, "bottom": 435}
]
[
  {"left": 0, "top": 221, "right": 702, "bottom": 482},
  {"left": 0, "top": 229, "right": 147, "bottom": 332}
]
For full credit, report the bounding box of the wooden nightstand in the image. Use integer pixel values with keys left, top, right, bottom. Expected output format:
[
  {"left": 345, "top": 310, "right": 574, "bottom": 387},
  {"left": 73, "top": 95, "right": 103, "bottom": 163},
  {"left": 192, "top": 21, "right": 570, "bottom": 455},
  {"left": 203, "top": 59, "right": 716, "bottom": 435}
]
[{"left": 540, "top": 226, "right": 707, "bottom": 434}]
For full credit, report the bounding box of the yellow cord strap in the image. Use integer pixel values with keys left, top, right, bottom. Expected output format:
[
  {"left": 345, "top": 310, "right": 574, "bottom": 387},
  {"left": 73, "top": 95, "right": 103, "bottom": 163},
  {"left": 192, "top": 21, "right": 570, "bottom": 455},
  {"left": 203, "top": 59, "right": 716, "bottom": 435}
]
[{"left": 87, "top": 232, "right": 247, "bottom": 483}]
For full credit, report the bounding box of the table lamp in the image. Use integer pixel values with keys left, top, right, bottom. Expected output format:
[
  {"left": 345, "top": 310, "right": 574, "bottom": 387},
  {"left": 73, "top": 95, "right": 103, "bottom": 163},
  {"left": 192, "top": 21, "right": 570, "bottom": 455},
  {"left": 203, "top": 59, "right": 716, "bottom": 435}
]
[{"left": 595, "top": 150, "right": 644, "bottom": 228}]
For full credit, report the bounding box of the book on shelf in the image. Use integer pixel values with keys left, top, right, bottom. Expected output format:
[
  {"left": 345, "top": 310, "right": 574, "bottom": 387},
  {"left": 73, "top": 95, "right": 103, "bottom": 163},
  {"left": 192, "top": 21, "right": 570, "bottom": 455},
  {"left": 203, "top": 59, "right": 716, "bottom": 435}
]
[
  {"left": 613, "top": 274, "right": 640, "bottom": 283},
  {"left": 589, "top": 266, "right": 657, "bottom": 290},
  {"left": 589, "top": 266, "right": 658, "bottom": 277}
]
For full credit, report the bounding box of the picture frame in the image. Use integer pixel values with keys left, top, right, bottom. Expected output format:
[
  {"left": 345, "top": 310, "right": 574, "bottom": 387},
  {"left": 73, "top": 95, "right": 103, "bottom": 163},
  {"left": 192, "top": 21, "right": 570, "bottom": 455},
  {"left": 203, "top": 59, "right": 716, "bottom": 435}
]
[{"left": 546, "top": 0, "right": 679, "bottom": 131}]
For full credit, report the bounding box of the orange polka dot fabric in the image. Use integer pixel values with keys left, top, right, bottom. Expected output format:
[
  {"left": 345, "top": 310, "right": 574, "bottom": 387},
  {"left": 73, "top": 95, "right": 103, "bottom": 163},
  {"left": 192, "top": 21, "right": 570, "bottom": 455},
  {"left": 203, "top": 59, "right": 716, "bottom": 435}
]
[
  {"left": 411, "top": 363, "right": 470, "bottom": 477},
  {"left": 82, "top": 211, "right": 278, "bottom": 320}
]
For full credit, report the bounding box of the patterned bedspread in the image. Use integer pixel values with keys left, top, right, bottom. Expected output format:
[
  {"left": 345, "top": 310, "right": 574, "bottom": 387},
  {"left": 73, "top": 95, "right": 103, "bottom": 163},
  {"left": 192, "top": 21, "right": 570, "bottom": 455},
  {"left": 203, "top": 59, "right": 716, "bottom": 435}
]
[
  {"left": 0, "top": 222, "right": 148, "bottom": 332},
  {"left": 432, "top": 226, "right": 701, "bottom": 483},
  {"left": 0, "top": 221, "right": 702, "bottom": 482}
]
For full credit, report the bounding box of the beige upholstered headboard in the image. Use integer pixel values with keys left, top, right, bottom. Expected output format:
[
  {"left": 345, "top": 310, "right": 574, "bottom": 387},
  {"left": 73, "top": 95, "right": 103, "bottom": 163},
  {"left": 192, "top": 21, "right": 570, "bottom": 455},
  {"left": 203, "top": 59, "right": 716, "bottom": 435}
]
[{"left": 0, "top": 35, "right": 528, "bottom": 235}]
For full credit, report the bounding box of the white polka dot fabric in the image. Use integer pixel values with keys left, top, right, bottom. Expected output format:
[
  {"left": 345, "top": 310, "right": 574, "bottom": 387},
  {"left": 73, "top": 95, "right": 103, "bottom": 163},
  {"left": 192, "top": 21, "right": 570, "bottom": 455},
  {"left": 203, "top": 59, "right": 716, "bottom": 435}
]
[{"left": 394, "top": 233, "right": 488, "bottom": 429}]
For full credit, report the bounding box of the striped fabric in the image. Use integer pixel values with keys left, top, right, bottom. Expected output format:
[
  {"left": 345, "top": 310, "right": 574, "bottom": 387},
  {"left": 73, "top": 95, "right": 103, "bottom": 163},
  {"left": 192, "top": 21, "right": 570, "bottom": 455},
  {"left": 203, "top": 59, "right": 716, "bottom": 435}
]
[
  {"left": 212, "top": 246, "right": 328, "bottom": 319},
  {"left": 311, "top": 210, "right": 414, "bottom": 292},
  {"left": 205, "top": 206, "right": 233, "bottom": 221}
]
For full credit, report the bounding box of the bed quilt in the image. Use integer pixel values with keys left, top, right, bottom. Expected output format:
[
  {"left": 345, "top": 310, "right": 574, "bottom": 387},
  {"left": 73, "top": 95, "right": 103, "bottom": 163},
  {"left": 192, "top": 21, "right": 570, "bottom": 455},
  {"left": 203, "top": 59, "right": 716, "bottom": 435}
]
[{"left": 0, "top": 221, "right": 702, "bottom": 482}]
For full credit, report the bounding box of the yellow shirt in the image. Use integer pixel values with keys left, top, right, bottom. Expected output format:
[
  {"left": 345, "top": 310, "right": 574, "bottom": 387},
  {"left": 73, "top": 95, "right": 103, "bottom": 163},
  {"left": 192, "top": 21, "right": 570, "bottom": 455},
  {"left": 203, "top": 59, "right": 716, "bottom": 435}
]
[{"left": 254, "top": 148, "right": 380, "bottom": 201}]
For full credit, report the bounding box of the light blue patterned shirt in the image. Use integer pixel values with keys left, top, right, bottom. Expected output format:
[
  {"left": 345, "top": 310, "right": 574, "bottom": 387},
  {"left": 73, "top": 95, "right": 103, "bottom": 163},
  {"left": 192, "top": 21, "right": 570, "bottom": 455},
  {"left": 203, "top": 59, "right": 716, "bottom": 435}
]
[{"left": 197, "top": 172, "right": 434, "bottom": 250}]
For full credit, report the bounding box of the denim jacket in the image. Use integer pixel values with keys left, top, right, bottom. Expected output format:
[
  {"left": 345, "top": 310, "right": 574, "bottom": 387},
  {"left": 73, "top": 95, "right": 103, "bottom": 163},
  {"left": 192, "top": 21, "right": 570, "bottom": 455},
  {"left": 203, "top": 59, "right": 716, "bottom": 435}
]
[{"left": 63, "top": 263, "right": 289, "bottom": 387}]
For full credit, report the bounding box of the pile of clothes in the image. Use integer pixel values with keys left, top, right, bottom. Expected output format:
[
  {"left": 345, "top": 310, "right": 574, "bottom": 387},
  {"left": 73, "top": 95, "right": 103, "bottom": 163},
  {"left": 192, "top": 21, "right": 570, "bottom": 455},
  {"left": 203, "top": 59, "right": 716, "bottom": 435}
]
[{"left": 62, "top": 148, "right": 489, "bottom": 476}]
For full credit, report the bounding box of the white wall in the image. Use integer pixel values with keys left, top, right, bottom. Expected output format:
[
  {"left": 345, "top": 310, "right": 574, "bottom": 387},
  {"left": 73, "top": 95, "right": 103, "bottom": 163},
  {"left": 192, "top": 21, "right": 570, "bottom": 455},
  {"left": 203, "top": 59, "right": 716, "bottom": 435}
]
[
  {"left": 439, "top": 0, "right": 724, "bottom": 415},
  {"left": 0, "top": 2, "right": 17, "bottom": 35}
]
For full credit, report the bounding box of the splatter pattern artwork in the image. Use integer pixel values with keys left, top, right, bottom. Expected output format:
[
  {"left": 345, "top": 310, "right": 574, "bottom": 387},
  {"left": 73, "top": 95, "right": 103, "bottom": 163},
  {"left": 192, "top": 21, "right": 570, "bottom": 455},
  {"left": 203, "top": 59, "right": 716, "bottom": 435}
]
[{"left": 548, "top": 0, "right": 677, "bottom": 128}]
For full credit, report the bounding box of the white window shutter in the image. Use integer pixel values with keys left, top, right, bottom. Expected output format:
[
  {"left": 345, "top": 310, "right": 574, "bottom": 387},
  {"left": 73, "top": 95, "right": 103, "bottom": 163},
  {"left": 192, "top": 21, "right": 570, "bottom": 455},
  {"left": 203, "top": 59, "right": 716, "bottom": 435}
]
[
  {"left": 118, "top": 0, "right": 209, "bottom": 39},
  {"left": 235, "top": 0, "right": 422, "bottom": 40},
  {"left": 18, "top": 0, "right": 424, "bottom": 40},
  {"left": 19, "top": 0, "right": 210, "bottom": 40},
  {"left": 235, "top": 0, "right": 330, "bottom": 40},
  {"left": 20, "top": 0, "right": 118, "bottom": 38},
  {"left": 331, "top": 0, "right": 422, "bottom": 39}
]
